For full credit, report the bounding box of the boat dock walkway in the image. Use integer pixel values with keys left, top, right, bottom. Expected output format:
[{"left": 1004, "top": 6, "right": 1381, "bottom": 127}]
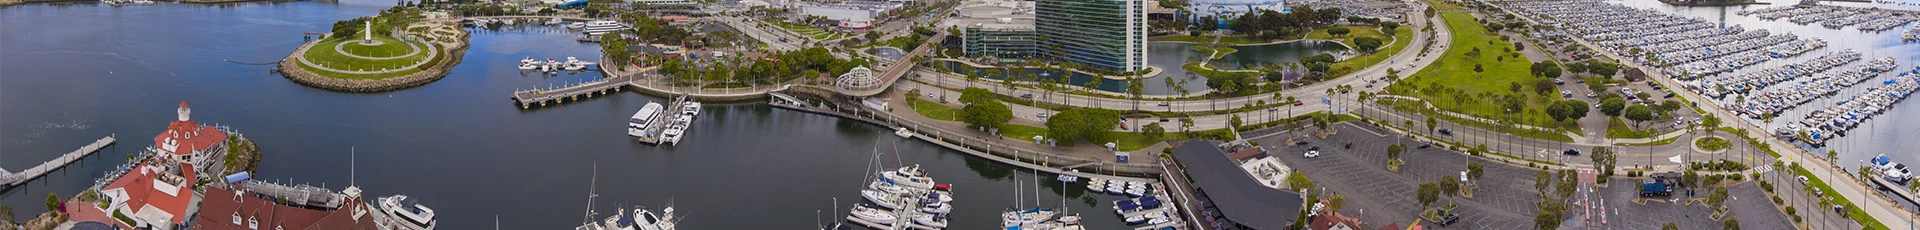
[
  {"left": 1867, "top": 170, "right": 1920, "bottom": 206},
  {"left": 767, "top": 100, "right": 1161, "bottom": 182},
  {"left": 634, "top": 95, "right": 689, "bottom": 145},
  {"left": 511, "top": 74, "right": 636, "bottom": 109},
  {"left": 1, "top": 135, "right": 115, "bottom": 189}
]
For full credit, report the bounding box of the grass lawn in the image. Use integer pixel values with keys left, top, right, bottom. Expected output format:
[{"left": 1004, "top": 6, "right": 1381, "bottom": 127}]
[
  {"left": 1306, "top": 26, "right": 1389, "bottom": 47},
  {"left": 767, "top": 20, "right": 847, "bottom": 41},
  {"left": 1606, "top": 117, "right": 1658, "bottom": 139},
  {"left": 1393, "top": 0, "right": 1560, "bottom": 133},
  {"left": 908, "top": 97, "right": 962, "bottom": 121},
  {"left": 1790, "top": 164, "right": 1888, "bottom": 230},
  {"left": 1329, "top": 26, "right": 1413, "bottom": 79},
  {"left": 1190, "top": 45, "right": 1238, "bottom": 59},
  {"left": 301, "top": 34, "right": 428, "bottom": 75},
  {"left": 296, "top": 63, "right": 421, "bottom": 80},
  {"left": 336, "top": 33, "right": 418, "bottom": 58}
]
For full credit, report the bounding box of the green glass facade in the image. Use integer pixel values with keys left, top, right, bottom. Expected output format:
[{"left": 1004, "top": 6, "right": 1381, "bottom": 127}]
[
  {"left": 963, "top": 25, "right": 1039, "bottom": 59},
  {"left": 1036, "top": 0, "right": 1148, "bottom": 72}
]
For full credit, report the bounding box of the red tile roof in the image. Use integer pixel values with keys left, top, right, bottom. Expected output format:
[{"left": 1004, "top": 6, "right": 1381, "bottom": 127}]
[
  {"left": 194, "top": 184, "right": 379, "bottom": 230},
  {"left": 153, "top": 118, "right": 226, "bottom": 156},
  {"left": 101, "top": 162, "right": 196, "bottom": 225}
]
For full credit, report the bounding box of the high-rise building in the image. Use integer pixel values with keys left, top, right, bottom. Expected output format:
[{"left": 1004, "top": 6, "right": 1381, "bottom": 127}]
[{"left": 1036, "top": 0, "right": 1148, "bottom": 72}]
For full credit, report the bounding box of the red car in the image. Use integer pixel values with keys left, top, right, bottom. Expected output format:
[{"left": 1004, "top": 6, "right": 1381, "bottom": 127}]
[{"left": 1294, "top": 101, "right": 1305, "bottom": 106}]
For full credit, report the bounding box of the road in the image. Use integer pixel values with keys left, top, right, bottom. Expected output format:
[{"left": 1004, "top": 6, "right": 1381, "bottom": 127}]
[{"left": 714, "top": 15, "right": 800, "bottom": 51}]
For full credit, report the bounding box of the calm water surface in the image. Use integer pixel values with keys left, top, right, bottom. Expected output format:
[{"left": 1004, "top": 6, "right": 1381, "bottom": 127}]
[{"left": 0, "top": 2, "right": 1133, "bottom": 229}]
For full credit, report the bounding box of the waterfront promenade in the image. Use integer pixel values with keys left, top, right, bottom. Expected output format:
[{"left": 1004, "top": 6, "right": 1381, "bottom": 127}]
[{"left": 1, "top": 135, "right": 114, "bottom": 189}]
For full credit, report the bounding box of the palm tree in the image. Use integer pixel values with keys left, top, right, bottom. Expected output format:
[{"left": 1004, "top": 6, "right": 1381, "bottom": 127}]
[
  {"left": 984, "top": 68, "right": 1003, "bottom": 93},
  {"left": 1084, "top": 78, "right": 1104, "bottom": 108},
  {"left": 1128, "top": 76, "right": 1145, "bottom": 112}
]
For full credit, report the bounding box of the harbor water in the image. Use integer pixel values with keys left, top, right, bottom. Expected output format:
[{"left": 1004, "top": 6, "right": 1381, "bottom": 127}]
[{"left": 0, "top": 2, "right": 1136, "bottom": 229}]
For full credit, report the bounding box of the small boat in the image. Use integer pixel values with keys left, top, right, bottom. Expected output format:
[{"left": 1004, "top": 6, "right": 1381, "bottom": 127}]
[
  {"left": 376, "top": 195, "right": 438, "bottom": 230},
  {"left": 860, "top": 189, "right": 902, "bottom": 210},
  {"left": 632, "top": 207, "right": 676, "bottom": 230},
  {"left": 894, "top": 127, "right": 913, "bottom": 138},
  {"left": 881, "top": 165, "right": 938, "bottom": 190},
  {"left": 1001, "top": 207, "right": 1055, "bottom": 227},
  {"left": 869, "top": 180, "right": 907, "bottom": 194},
  {"left": 923, "top": 191, "right": 952, "bottom": 203},
  {"left": 1085, "top": 178, "right": 1105, "bottom": 191},
  {"left": 563, "top": 57, "right": 594, "bottom": 71},
  {"left": 1126, "top": 187, "right": 1147, "bottom": 197},
  {"left": 601, "top": 208, "right": 634, "bottom": 230},
  {"left": 519, "top": 57, "right": 539, "bottom": 70},
  {"left": 567, "top": 22, "right": 588, "bottom": 30},
  {"left": 546, "top": 17, "right": 564, "bottom": 25},
  {"left": 912, "top": 212, "right": 949, "bottom": 228},
  {"left": 1105, "top": 182, "right": 1125, "bottom": 195},
  {"left": 1056, "top": 169, "right": 1080, "bottom": 183},
  {"left": 921, "top": 201, "right": 952, "bottom": 214},
  {"left": 1113, "top": 195, "right": 1163, "bottom": 216},
  {"left": 849, "top": 204, "right": 897, "bottom": 223}
]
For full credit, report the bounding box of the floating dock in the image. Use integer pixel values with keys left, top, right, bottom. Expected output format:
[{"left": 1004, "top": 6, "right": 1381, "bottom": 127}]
[
  {"left": 511, "top": 74, "right": 635, "bottom": 109},
  {"left": 1, "top": 135, "right": 115, "bottom": 190},
  {"left": 633, "top": 96, "right": 691, "bottom": 145}
]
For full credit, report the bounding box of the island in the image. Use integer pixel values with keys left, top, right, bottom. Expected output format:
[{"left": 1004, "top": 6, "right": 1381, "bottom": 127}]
[{"left": 278, "top": 7, "right": 468, "bottom": 92}]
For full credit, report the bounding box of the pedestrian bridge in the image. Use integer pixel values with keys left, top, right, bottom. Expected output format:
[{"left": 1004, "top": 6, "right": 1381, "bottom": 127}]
[{"left": 832, "top": 30, "right": 947, "bottom": 97}]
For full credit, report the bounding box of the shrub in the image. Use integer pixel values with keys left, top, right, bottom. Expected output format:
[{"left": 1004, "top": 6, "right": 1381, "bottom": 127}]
[
  {"left": 1786, "top": 206, "right": 1796, "bottom": 216},
  {"left": 1760, "top": 181, "right": 1773, "bottom": 192},
  {"left": 1772, "top": 195, "right": 1783, "bottom": 204}
]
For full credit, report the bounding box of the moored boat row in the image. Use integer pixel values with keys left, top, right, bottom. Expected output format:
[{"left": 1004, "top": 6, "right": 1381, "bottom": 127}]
[
  {"left": 1697, "top": 49, "right": 1859, "bottom": 98},
  {"left": 1778, "top": 67, "right": 1920, "bottom": 145},
  {"left": 1735, "top": 57, "right": 1898, "bottom": 119}
]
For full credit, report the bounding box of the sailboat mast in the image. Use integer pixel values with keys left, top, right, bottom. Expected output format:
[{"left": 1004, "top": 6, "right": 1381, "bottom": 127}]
[{"left": 584, "top": 164, "right": 598, "bottom": 225}]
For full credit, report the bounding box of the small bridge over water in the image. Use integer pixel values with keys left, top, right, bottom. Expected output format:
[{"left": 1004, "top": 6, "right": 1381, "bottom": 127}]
[{"left": 1, "top": 135, "right": 115, "bottom": 190}]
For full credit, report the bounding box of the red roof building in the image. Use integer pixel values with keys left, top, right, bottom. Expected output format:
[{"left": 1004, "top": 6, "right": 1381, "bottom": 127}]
[
  {"left": 193, "top": 183, "right": 379, "bottom": 230},
  {"left": 97, "top": 162, "right": 197, "bottom": 230},
  {"left": 154, "top": 101, "right": 227, "bottom": 170}
]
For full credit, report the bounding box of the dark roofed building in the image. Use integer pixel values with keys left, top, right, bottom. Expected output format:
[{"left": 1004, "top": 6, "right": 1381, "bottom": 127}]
[
  {"left": 1172, "top": 139, "right": 1305, "bottom": 230},
  {"left": 193, "top": 183, "right": 379, "bottom": 230},
  {"left": 1229, "top": 146, "right": 1270, "bottom": 162}
]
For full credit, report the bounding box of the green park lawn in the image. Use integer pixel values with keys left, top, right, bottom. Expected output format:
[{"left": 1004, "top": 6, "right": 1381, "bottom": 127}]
[
  {"left": 1328, "top": 25, "right": 1413, "bottom": 79},
  {"left": 768, "top": 20, "right": 848, "bottom": 41},
  {"left": 1190, "top": 45, "right": 1239, "bottom": 59},
  {"left": 908, "top": 97, "right": 962, "bottom": 121},
  {"left": 1606, "top": 117, "right": 1658, "bottom": 139},
  {"left": 906, "top": 98, "right": 1184, "bottom": 151},
  {"left": 300, "top": 32, "right": 429, "bottom": 78},
  {"left": 1305, "top": 25, "right": 1388, "bottom": 46},
  {"left": 337, "top": 34, "right": 418, "bottom": 58},
  {"left": 1394, "top": 0, "right": 1564, "bottom": 133}
]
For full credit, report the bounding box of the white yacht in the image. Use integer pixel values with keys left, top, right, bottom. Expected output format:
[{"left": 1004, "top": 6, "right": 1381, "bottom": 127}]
[
  {"left": 564, "top": 57, "right": 595, "bottom": 71},
  {"left": 881, "top": 165, "right": 938, "bottom": 190},
  {"left": 519, "top": 57, "right": 539, "bottom": 70},
  {"left": 681, "top": 102, "right": 701, "bottom": 117},
  {"left": 546, "top": 17, "right": 564, "bottom": 25},
  {"left": 630, "top": 102, "right": 663, "bottom": 137},
  {"left": 860, "top": 189, "right": 903, "bottom": 210},
  {"left": 912, "top": 212, "right": 948, "bottom": 228},
  {"left": 848, "top": 204, "right": 897, "bottom": 223},
  {"left": 582, "top": 20, "right": 628, "bottom": 35},
  {"left": 632, "top": 207, "right": 677, "bottom": 230},
  {"left": 920, "top": 201, "right": 951, "bottom": 214},
  {"left": 1001, "top": 207, "right": 1056, "bottom": 227},
  {"left": 567, "top": 21, "right": 588, "bottom": 30},
  {"left": 376, "top": 195, "right": 438, "bottom": 230}
]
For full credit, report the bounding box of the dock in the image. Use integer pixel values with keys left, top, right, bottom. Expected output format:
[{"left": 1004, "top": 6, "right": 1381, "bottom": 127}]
[
  {"left": 511, "top": 74, "right": 636, "bottom": 109},
  {"left": 633, "top": 96, "right": 691, "bottom": 145},
  {"left": 1, "top": 135, "right": 116, "bottom": 189},
  {"left": 1867, "top": 170, "right": 1920, "bottom": 206}
]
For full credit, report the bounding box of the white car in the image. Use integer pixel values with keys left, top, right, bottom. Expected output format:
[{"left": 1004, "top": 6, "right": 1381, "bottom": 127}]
[{"left": 1305, "top": 150, "right": 1321, "bottom": 158}]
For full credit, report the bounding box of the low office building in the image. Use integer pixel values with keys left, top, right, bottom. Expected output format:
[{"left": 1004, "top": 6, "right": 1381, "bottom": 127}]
[
  {"left": 1172, "top": 140, "right": 1306, "bottom": 230},
  {"left": 945, "top": 0, "right": 1038, "bottom": 59}
]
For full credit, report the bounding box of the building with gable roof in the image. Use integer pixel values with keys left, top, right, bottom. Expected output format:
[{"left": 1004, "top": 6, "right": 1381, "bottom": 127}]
[
  {"left": 96, "top": 161, "right": 198, "bottom": 230},
  {"left": 154, "top": 101, "right": 228, "bottom": 173}
]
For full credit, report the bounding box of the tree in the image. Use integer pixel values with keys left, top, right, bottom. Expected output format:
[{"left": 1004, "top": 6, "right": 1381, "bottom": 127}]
[
  {"left": 961, "top": 101, "right": 1013, "bottom": 129},
  {"left": 1128, "top": 78, "right": 1145, "bottom": 111},
  {"left": 1328, "top": 27, "right": 1351, "bottom": 37},
  {"left": 1044, "top": 108, "right": 1122, "bottom": 142},
  {"left": 1417, "top": 181, "right": 1440, "bottom": 210},
  {"left": 1425, "top": 117, "right": 1437, "bottom": 134},
  {"left": 1474, "top": 63, "right": 1484, "bottom": 72},
  {"left": 1724, "top": 216, "right": 1741, "bottom": 230},
  {"left": 1707, "top": 186, "right": 1730, "bottom": 209},
  {"left": 1328, "top": 193, "right": 1347, "bottom": 214},
  {"left": 1563, "top": 100, "right": 1590, "bottom": 120},
  {"left": 1683, "top": 170, "right": 1701, "bottom": 188},
  {"left": 1381, "top": 21, "right": 1400, "bottom": 31},
  {"left": 1534, "top": 79, "right": 1555, "bottom": 95},
  {"left": 1387, "top": 144, "right": 1405, "bottom": 161},
  {"left": 1142, "top": 122, "right": 1166, "bottom": 139},
  {"left": 959, "top": 87, "right": 995, "bottom": 105},
  {"left": 1702, "top": 114, "right": 1722, "bottom": 129},
  {"left": 1591, "top": 147, "right": 1617, "bottom": 177},
  {"left": 1556, "top": 170, "right": 1577, "bottom": 199},
  {"left": 1534, "top": 200, "right": 1564, "bottom": 230},
  {"left": 0, "top": 205, "right": 11, "bottom": 225},
  {"left": 1353, "top": 36, "right": 1384, "bottom": 52},
  {"left": 1546, "top": 101, "right": 1573, "bottom": 122},
  {"left": 46, "top": 193, "right": 59, "bottom": 212},
  {"left": 1439, "top": 175, "right": 1461, "bottom": 198},
  {"left": 1535, "top": 170, "right": 1553, "bottom": 196},
  {"left": 1663, "top": 222, "right": 1679, "bottom": 230},
  {"left": 1600, "top": 98, "right": 1626, "bottom": 117},
  {"left": 1288, "top": 173, "right": 1315, "bottom": 190},
  {"left": 1624, "top": 104, "right": 1655, "bottom": 128},
  {"left": 1468, "top": 162, "right": 1485, "bottom": 181}
]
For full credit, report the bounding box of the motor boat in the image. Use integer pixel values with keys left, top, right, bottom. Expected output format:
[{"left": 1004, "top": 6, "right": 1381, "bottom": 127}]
[
  {"left": 564, "top": 57, "right": 594, "bottom": 71},
  {"left": 920, "top": 201, "right": 952, "bottom": 214},
  {"left": 881, "top": 165, "right": 938, "bottom": 190},
  {"left": 601, "top": 208, "right": 634, "bottom": 230},
  {"left": 1085, "top": 178, "right": 1105, "bottom": 191},
  {"left": 546, "top": 17, "right": 564, "bottom": 25},
  {"left": 519, "top": 57, "right": 539, "bottom": 70},
  {"left": 849, "top": 204, "right": 897, "bottom": 223},
  {"left": 376, "top": 195, "right": 438, "bottom": 230},
  {"left": 1113, "top": 195, "right": 1163, "bottom": 216},
  {"left": 869, "top": 180, "right": 907, "bottom": 194},
  {"left": 913, "top": 212, "right": 949, "bottom": 228},
  {"left": 860, "top": 189, "right": 903, "bottom": 210},
  {"left": 1001, "top": 207, "right": 1055, "bottom": 227},
  {"left": 632, "top": 207, "right": 676, "bottom": 230}
]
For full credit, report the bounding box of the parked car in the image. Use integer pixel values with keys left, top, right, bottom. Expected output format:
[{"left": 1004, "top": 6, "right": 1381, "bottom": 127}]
[
  {"left": 1799, "top": 176, "right": 1810, "bottom": 184},
  {"left": 1021, "top": 94, "right": 1033, "bottom": 99},
  {"left": 1435, "top": 210, "right": 1461, "bottom": 227},
  {"left": 1294, "top": 101, "right": 1305, "bottom": 106},
  {"left": 1344, "top": 142, "right": 1353, "bottom": 149},
  {"left": 1037, "top": 113, "right": 1048, "bottom": 119},
  {"left": 1295, "top": 140, "right": 1309, "bottom": 146},
  {"left": 1563, "top": 148, "right": 1581, "bottom": 156},
  {"left": 1308, "top": 146, "right": 1321, "bottom": 151},
  {"left": 1305, "top": 150, "right": 1321, "bottom": 158},
  {"left": 1438, "top": 129, "right": 1453, "bottom": 136},
  {"left": 1159, "top": 117, "right": 1170, "bottom": 122},
  {"left": 1158, "top": 101, "right": 1170, "bottom": 106},
  {"left": 1418, "top": 143, "right": 1432, "bottom": 149}
]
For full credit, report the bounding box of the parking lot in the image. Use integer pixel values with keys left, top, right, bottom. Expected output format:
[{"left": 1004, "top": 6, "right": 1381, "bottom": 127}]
[{"left": 1256, "top": 122, "right": 1783, "bottom": 229}]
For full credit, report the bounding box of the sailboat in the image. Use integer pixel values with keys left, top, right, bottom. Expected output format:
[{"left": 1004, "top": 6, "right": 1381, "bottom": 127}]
[{"left": 576, "top": 165, "right": 605, "bottom": 230}]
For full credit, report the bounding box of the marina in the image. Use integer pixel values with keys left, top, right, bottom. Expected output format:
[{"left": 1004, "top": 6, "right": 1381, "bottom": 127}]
[
  {"left": 1733, "top": 57, "right": 1897, "bottom": 119},
  {"left": 631, "top": 96, "right": 696, "bottom": 146},
  {"left": 1699, "top": 49, "right": 1859, "bottom": 98},
  {"left": 1498, "top": 0, "right": 1819, "bottom": 78},
  {"left": 1739, "top": 4, "right": 1920, "bottom": 31},
  {"left": 1776, "top": 67, "right": 1920, "bottom": 145}
]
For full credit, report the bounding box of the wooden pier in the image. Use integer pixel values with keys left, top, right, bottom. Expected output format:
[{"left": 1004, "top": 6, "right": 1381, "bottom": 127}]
[
  {"left": 511, "top": 74, "right": 636, "bottom": 109},
  {"left": 1, "top": 135, "right": 115, "bottom": 190}
]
